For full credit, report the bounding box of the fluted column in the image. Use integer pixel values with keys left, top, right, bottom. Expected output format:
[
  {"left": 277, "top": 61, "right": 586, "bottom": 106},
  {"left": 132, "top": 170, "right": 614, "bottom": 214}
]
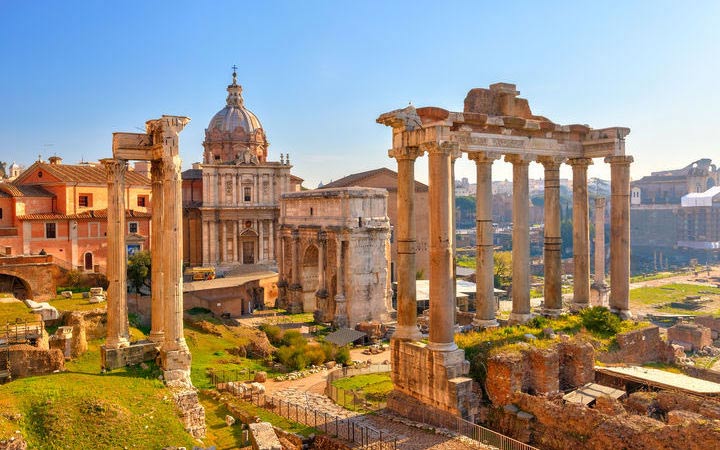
[
  {"left": 468, "top": 152, "right": 500, "bottom": 328},
  {"left": 388, "top": 146, "right": 424, "bottom": 341},
  {"left": 506, "top": 154, "right": 533, "bottom": 324},
  {"left": 424, "top": 141, "right": 458, "bottom": 352},
  {"left": 606, "top": 155, "right": 634, "bottom": 318},
  {"left": 538, "top": 156, "right": 565, "bottom": 316},
  {"left": 568, "top": 158, "right": 593, "bottom": 311},
  {"left": 102, "top": 158, "right": 130, "bottom": 349},
  {"left": 149, "top": 159, "right": 165, "bottom": 343}
]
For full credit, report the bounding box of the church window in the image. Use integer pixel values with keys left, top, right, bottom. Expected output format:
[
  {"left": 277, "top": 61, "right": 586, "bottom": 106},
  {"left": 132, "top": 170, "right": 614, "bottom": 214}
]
[
  {"left": 128, "top": 222, "right": 139, "bottom": 233},
  {"left": 45, "top": 222, "right": 57, "bottom": 239},
  {"left": 244, "top": 187, "right": 251, "bottom": 202}
]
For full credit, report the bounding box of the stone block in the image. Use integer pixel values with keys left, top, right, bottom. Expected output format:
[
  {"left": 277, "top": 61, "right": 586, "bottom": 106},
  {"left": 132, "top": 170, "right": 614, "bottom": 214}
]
[
  {"left": 667, "top": 323, "right": 712, "bottom": 351},
  {"left": 248, "top": 422, "right": 282, "bottom": 450},
  {"left": 101, "top": 341, "right": 158, "bottom": 370}
]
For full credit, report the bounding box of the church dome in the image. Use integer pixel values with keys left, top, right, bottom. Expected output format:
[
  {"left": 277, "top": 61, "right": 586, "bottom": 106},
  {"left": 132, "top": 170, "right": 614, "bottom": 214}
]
[{"left": 207, "top": 71, "right": 262, "bottom": 135}]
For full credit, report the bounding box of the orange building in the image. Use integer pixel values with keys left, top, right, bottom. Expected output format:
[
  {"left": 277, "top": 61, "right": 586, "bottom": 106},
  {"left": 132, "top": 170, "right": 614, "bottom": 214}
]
[{"left": 0, "top": 156, "right": 152, "bottom": 272}]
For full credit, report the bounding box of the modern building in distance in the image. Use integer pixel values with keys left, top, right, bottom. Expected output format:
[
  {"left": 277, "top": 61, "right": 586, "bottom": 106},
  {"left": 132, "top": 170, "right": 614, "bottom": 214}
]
[
  {"left": 631, "top": 159, "right": 720, "bottom": 270},
  {"left": 321, "top": 167, "right": 430, "bottom": 280},
  {"left": 181, "top": 71, "right": 303, "bottom": 269},
  {"left": 0, "top": 156, "right": 152, "bottom": 272}
]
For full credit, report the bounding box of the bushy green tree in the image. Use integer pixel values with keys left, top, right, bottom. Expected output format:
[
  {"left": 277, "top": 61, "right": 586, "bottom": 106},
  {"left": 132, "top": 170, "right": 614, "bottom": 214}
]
[
  {"left": 493, "top": 251, "right": 512, "bottom": 289},
  {"left": 127, "top": 250, "right": 151, "bottom": 293}
]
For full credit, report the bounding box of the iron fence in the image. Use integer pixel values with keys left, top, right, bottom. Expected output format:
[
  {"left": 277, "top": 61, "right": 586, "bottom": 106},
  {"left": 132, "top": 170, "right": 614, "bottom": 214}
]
[
  {"left": 245, "top": 392, "right": 397, "bottom": 449},
  {"left": 325, "top": 363, "right": 391, "bottom": 412},
  {"left": 209, "top": 368, "right": 257, "bottom": 387}
]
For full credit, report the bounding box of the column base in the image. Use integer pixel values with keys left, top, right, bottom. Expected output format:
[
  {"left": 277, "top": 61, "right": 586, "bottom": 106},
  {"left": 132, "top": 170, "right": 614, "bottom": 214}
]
[
  {"left": 426, "top": 341, "right": 459, "bottom": 352},
  {"left": 472, "top": 318, "right": 499, "bottom": 329},
  {"left": 392, "top": 324, "right": 423, "bottom": 341},
  {"left": 148, "top": 332, "right": 164, "bottom": 344},
  {"left": 541, "top": 308, "right": 564, "bottom": 318},
  {"left": 104, "top": 337, "right": 130, "bottom": 350},
  {"left": 611, "top": 308, "right": 633, "bottom": 320},
  {"left": 508, "top": 312, "right": 534, "bottom": 325},
  {"left": 570, "top": 302, "right": 590, "bottom": 312}
]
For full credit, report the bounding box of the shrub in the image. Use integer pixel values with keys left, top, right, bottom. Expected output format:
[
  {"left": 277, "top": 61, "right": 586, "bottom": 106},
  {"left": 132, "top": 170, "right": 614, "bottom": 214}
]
[
  {"left": 335, "top": 346, "right": 351, "bottom": 365},
  {"left": 66, "top": 270, "right": 82, "bottom": 288},
  {"left": 281, "top": 330, "right": 306, "bottom": 347},
  {"left": 580, "top": 306, "right": 621, "bottom": 337},
  {"left": 260, "top": 324, "right": 284, "bottom": 346}
]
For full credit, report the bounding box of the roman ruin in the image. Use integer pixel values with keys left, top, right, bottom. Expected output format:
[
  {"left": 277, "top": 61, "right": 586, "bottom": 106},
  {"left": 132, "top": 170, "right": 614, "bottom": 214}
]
[
  {"left": 379, "top": 83, "right": 633, "bottom": 420},
  {"left": 101, "top": 115, "right": 193, "bottom": 387},
  {"left": 277, "top": 187, "right": 393, "bottom": 326}
]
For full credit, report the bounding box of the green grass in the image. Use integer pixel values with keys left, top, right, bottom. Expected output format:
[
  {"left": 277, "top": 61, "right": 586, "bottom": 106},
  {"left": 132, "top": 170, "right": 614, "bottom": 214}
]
[
  {"left": 630, "top": 283, "right": 720, "bottom": 314},
  {"left": 630, "top": 271, "right": 679, "bottom": 283},
  {"left": 331, "top": 373, "right": 393, "bottom": 411},
  {"left": 48, "top": 294, "right": 107, "bottom": 312},
  {"left": 184, "top": 321, "right": 278, "bottom": 389},
  {"left": 222, "top": 396, "right": 317, "bottom": 436},
  {"left": 0, "top": 338, "right": 196, "bottom": 449},
  {"left": 0, "top": 300, "right": 40, "bottom": 325},
  {"left": 199, "top": 393, "right": 251, "bottom": 449}
]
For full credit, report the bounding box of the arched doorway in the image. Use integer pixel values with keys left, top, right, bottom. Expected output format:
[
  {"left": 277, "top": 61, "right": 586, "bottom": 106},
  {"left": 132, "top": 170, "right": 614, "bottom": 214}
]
[
  {"left": 240, "top": 229, "right": 258, "bottom": 264},
  {"left": 0, "top": 274, "right": 31, "bottom": 300},
  {"left": 301, "top": 245, "right": 319, "bottom": 312},
  {"left": 84, "top": 252, "right": 94, "bottom": 271}
]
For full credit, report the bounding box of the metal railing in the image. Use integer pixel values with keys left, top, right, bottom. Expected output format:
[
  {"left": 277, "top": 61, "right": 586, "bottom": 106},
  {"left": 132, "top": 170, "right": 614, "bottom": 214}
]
[
  {"left": 1, "top": 320, "right": 44, "bottom": 346},
  {"left": 245, "top": 392, "right": 397, "bottom": 449},
  {"left": 209, "top": 368, "right": 258, "bottom": 386},
  {"left": 325, "top": 363, "right": 391, "bottom": 412}
]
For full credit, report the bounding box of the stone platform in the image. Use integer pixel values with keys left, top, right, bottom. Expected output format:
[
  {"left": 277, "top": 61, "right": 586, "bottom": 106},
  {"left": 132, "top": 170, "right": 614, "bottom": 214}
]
[
  {"left": 389, "top": 339, "right": 478, "bottom": 421},
  {"left": 101, "top": 340, "right": 158, "bottom": 370}
]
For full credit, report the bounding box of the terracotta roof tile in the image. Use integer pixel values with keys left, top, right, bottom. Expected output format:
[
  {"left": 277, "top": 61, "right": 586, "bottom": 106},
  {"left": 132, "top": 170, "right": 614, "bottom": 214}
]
[
  {"left": 17, "top": 209, "right": 150, "bottom": 221},
  {"left": 321, "top": 167, "right": 428, "bottom": 192},
  {"left": 19, "top": 162, "right": 150, "bottom": 186}
]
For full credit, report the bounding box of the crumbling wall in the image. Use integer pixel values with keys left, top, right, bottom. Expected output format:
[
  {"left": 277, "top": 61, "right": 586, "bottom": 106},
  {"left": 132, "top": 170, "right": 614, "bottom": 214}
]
[
  {"left": 598, "top": 326, "right": 673, "bottom": 365},
  {"left": 667, "top": 323, "right": 712, "bottom": 351},
  {"left": 527, "top": 348, "right": 559, "bottom": 395},
  {"left": 172, "top": 388, "right": 206, "bottom": 439},
  {"left": 489, "top": 392, "right": 720, "bottom": 450},
  {"left": 558, "top": 339, "right": 595, "bottom": 390},
  {"left": 694, "top": 315, "right": 720, "bottom": 339},
  {"left": 6, "top": 344, "right": 64, "bottom": 378}
]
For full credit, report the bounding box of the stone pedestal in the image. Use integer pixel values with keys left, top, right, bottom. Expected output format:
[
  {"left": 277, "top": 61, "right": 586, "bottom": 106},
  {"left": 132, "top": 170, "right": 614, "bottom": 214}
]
[
  {"left": 161, "top": 347, "right": 193, "bottom": 387},
  {"left": 590, "top": 282, "right": 610, "bottom": 307},
  {"left": 389, "top": 340, "right": 478, "bottom": 420}
]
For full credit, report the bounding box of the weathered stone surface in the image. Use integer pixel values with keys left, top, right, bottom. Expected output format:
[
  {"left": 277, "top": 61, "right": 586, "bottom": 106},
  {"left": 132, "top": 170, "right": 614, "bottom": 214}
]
[
  {"left": 172, "top": 388, "right": 206, "bottom": 439},
  {"left": 667, "top": 323, "right": 712, "bottom": 351},
  {"left": 65, "top": 308, "right": 106, "bottom": 357},
  {"left": 598, "top": 326, "right": 673, "bottom": 365},
  {"left": 101, "top": 340, "right": 158, "bottom": 371},
  {"left": 248, "top": 422, "right": 282, "bottom": 450},
  {"left": 5, "top": 344, "right": 64, "bottom": 379}
]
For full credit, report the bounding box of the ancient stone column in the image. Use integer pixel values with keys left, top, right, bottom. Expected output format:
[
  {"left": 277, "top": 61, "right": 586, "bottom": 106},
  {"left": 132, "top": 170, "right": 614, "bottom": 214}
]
[
  {"left": 506, "top": 154, "right": 533, "bottom": 324},
  {"left": 149, "top": 159, "right": 165, "bottom": 343},
  {"left": 606, "top": 155, "right": 634, "bottom": 318},
  {"left": 232, "top": 221, "right": 238, "bottom": 262},
  {"left": 468, "top": 152, "right": 500, "bottom": 328},
  {"left": 202, "top": 220, "right": 210, "bottom": 266},
  {"left": 537, "top": 157, "right": 564, "bottom": 316},
  {"left": 269, "top": 221, "right": 275, "bottom": 261},
  {"left": 102, "top": 158, "right": 130, "bottom": 349},
  {"left": 569, "top": 158, "right": 593, "bottom": 311},
  {"left": 424, "top": 141, "right": 458, "bottom": 352},
  {"left": 288, "top": 229, "right": 303, "bottom": 313},
  {"left": 594, "top": 197, "right": 607, "bottom": 286},
  {"left": 388, "top": 146, "right": 423, "bottom": 341},
  {"left": 276, "top": 233, "right": 288, "bottom": 310},
  {"left": 259, "top": 220, "right": 265, "bottom": 262},
  {"left": 334, "top": 237, "right": 348, "bottom": 328},
  {"left": 220, "top": 220, "right": 226, "bottom": 263},
  {"left": 314, "top": 230, "right": 329, "bottom": 322}
]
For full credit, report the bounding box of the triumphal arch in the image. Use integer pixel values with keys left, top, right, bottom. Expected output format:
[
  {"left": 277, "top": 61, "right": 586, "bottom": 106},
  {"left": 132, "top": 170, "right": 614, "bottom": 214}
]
[
  {"left": 101, "top": 115, "right": 193, "bottom": 388},
  {"left": 378, "top": 83, "right": 632, "bottom": 420}
]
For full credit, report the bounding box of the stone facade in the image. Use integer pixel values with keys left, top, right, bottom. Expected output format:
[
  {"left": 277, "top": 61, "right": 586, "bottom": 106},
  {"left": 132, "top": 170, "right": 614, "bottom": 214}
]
[
  {"left": 182, "top": 71, "right": 302, "bottom": 269},
  {"left": 597, "top": 325, "right": 674, "bottom": 365},
  {"left": 278, "top": 187, "right": 392, "bottom": 326}
]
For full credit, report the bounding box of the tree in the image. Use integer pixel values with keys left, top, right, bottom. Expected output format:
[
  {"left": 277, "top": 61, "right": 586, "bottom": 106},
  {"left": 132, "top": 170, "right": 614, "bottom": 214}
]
[
  {"left": 127, "top": 250, "right": 151, "bottom": 294},
  {"left": 493, "top": 251, "right": 512, "bottom": 289}
]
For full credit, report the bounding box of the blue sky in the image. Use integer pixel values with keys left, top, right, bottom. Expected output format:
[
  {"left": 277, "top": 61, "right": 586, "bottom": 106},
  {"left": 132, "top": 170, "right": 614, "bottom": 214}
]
[{"left": 1, "top": 1, "right": 718, "bottom": 187}]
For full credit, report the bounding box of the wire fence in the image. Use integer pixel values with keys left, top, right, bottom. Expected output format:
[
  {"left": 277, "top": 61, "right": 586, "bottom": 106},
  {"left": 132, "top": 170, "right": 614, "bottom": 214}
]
[
  {"left": 245, "top": 392, "right": 397, "bottom": 449},
  {"left": 325, "top": 363, "right": 391, "bottom": 412},
  {"left": 209, "top": 368, "right": 258, "bottom": 387}
]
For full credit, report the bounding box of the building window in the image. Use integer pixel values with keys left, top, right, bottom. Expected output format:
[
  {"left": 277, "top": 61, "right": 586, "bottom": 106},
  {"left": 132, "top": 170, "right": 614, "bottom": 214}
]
[
  {"left": 137, "top": 196, "right": 147, "bottom": 207},
  {"left": 0, "top": 208, "right": 3, "bottom": 219},
  {"left": 45, "top": 222, "right": 57, "bottom": 239},
  {"left": 89, "top": 222, "right": 101, "bottom": 237},
  {"left": 244, "top": 187, "right": 251, "bottom": 202},
  {"left": 128, "top": 222, "right": 139, "bottom": 234},
  {"left": 78, "top": 194, "right": 92, "bottom": 207}
]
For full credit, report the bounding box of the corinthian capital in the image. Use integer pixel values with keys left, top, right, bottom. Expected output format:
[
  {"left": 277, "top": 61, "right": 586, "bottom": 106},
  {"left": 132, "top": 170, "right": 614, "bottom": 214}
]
[
  {"left": 504, "top": 154, "right": 534, "bottom": 166},
  {"left": 604, "top": 155, "right": 634, "bottom": 166},
  {"left": 421, "top": 141, "right": 459, "bottom": 156},
  {"left": 101, "top": 158, "right": 128, "bottom": 184},
  {"left": 567, "top": 157, "right": 594, "bottom": 168},
  {"left": 388, "top": 146, "right": 423, "bottom": 161},
  {"left": 468, "top": 152, "right": 501, "bottom": 165},
  {"left": 537, "top": 156, "right": 566, "bottom": 170}
]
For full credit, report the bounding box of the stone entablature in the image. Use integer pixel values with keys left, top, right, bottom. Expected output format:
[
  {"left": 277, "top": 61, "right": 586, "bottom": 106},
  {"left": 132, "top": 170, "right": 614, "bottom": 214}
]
[
  {"left": 379, "top": 83, "right": 633, "bottom": 421},
  {"left": 278, "top": 187, "right": 392, "bottom": 327}
]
